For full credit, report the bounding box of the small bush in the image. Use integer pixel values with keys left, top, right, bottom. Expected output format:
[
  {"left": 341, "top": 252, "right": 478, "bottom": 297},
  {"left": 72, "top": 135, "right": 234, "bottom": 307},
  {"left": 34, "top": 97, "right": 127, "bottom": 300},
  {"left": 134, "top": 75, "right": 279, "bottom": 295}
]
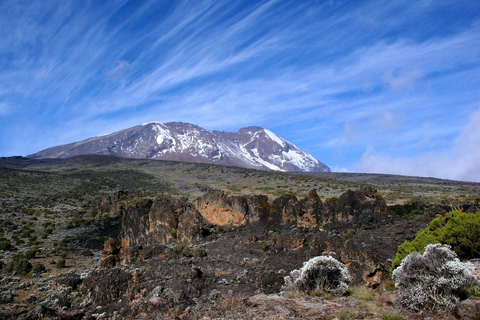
[
  {"left": 24, "top": 247, "right": 39, "bottom": 260},
  {"left": 193, "top": 246, "right": 206, "bottom": 258},
  {"left": 173, "top": 243, "right": 187, "bottom": 254},
  {"left": 99, "top": 236, "right": 111, "bottom": 243},
  {"left": 56, "top": 258, "right": 66, "bottom": 268},
  {"left": 284, "top": 256, "right": 350, "bottom": 295},
  {"left": 331, "top": 311, "right": 354, "bottom": 320},
  {"left": 28, "top": 263, "right": 46, "bottom": 277},
  {"left": 382, "top": 312, "right": 403, "bottom": 320},
  {"left": 391, "top": 211, "right": 480, "bottom": 271},
  {"left": 463, "top": 284, "right": 480, "bottom": 298},
  {"left": 344, "top": 229, "right": 356, "bottom": 239},
  {"left": 392, "top": 243, "right": 474, "bottom": 311},
  {"left": 7, "top": 253, "right": 33, "bottom": 275},
  {"left": 173, "top": 243, "right": 193, "bottom": 256},
  {"left": 170, "top": 229, "right": 178, "bottom": 239},
  {"left": 0, "top": 238, "right": 13, "bottom": 250}
]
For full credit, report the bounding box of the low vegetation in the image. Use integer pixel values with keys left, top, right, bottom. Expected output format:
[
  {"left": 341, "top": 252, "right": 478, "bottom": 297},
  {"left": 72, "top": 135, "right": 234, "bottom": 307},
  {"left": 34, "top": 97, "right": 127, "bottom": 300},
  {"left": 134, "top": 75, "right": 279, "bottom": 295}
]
[
  {"left": 391, "top": 210, "right": 480, "bottom": 271},
  {"left": 0, "top": 156, "right": 479, "bottom": 319},
  {"left": 284, "top": 256, "right": 350, "bottom": 296},
  {"left": 392, "top": 244, "right": 474, "bottom": 311}
]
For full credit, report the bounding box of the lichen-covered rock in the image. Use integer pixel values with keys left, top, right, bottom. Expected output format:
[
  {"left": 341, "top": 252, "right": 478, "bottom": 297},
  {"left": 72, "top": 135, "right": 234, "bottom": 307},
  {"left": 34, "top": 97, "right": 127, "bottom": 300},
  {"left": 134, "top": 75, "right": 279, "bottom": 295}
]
[
  {"left": 321, "top": 188, "right": 389, "bottom": 229},
  {"left": 0, "top": 288, "right": 16, "bottom": 304},
  {"left": 17, "top": 304, "right": 85, "bottom": 320},
  {"left": 121, "top": 198, "right": 207, "bottom": 247},
  {"left": 81, "top": 268, "right": 132, "bottom": 308},
  {"left": 100, "top": 238, "right": 122, "bottom": 268},
  {"left": 195, "top": 188, "right": 269, "bottom": 226},
  {"left": 53, "top": 272, "right": 82, "bottom": 290},
  {"left": 455, "top": 297, "right": 480, "bottom": 320}
]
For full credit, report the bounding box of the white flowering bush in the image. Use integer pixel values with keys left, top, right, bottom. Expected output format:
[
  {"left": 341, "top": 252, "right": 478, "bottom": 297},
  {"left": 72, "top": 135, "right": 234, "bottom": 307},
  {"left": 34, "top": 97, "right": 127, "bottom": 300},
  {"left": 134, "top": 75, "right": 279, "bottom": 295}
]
[
  {"left": 392, "top": 243, "right": 474, "bottom": 311},
  {"left": 284, "top": 256, "right": 350, "bottom": 295}
]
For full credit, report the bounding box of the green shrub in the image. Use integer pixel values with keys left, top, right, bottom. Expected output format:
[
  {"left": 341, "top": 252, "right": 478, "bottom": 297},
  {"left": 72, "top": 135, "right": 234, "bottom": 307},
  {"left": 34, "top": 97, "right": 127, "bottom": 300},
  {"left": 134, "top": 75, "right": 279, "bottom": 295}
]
[
  {"left": 344, "top": 229, "right": 356, "bottom": 239},
  {"left": 99, "top": 236, "right": 111, "bottom": 243},
  {"left": 193, "top": 246, "right": 206, "bottom": 258},
  {"left": 173, "top": 243, "right": 192, "bottom": 256},
  {"left": 0, "top": 238, "right": 13, "bottom": 250},
  {"left": 170, "top": 229, "right": 178, "bottom": 239},
  {"left": 382, "top": 313, "right": 403, "bottom": 320},
  {"left": 56, "top": 258, "right": 66, "bottom": 268},
  {"left": 7, "top": 253, "right": 33, "bottom": 275},
  {"left": 173, "top": 243, "right": 187, "bottom": 254},
  {"left": 28, "top": 263, "right": 46, "bottom": 276},
  {"left": 24, "top": 247, "right": 39, "bottom": 260},
  {"left": 463, "top": 285, "right": 480, "bottom": 298},
  {"left": 391, "top": 211, "right": 480, "bottom": 272}
]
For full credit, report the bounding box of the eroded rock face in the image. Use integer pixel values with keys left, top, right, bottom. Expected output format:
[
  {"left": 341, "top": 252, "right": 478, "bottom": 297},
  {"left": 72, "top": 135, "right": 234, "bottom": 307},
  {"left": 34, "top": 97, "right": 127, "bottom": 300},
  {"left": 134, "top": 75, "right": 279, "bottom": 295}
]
[
  {"left": 121, "top": 198, "right": 206, "bottom": 247},
  {"left": 116, "top": 188, "right": 414, "bottom": 286},
  {"left": 195, "top": 187, "right": 389, "bottom": 230},
  {"left": 195, "top": 188, "right": 269, "bottom": 226},
  {"left": 100, "top": 238, "right": 122, "bottom": 269},
  {"left": 321, "top": 187, "right": 389, "bottom": 229}
]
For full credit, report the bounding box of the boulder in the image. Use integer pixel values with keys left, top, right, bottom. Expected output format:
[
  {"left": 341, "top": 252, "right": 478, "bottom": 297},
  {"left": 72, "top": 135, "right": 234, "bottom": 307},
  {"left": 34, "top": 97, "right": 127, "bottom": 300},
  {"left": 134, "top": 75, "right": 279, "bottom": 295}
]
[
  {"left": 100, "top": 238, "right": 122, "bottom": 268},
  {"left": 455, "top": 297, "right": 480, "bottom": 320}
]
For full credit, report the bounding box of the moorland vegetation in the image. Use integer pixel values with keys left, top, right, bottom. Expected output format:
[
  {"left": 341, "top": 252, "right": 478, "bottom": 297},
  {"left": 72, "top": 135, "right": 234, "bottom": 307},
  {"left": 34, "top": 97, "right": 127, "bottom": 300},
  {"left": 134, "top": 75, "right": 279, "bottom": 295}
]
[{"left": 0, "top": 156, "right": 479, "bottom": 319}]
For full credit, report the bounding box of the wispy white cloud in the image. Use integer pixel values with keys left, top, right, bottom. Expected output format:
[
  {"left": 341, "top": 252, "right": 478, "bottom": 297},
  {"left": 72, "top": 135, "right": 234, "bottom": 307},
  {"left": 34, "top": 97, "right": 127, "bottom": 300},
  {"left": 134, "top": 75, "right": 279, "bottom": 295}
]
[
  {"left": 0, "top": 102, "right": 9, "bottom": 116},
  {"left": 383, "top": 68, "right": 423, "bottom": 90},
  {"left": 0, "top": 0, "right": 479, "bottom": 183}
]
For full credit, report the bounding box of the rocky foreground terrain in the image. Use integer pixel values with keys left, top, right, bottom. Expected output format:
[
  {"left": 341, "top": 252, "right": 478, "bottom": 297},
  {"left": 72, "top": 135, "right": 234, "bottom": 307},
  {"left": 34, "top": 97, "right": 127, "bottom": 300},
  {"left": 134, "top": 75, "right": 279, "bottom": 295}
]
[{"left": 0, "top": 156, "right": 479, "bottom": 319}]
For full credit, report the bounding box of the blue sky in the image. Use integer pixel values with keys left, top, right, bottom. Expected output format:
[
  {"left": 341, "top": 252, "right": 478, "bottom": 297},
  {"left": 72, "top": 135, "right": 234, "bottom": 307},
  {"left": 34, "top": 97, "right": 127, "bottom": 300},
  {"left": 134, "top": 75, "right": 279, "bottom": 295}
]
[{"left": 1, "top": 0, "right": 479, "bottom": 181}]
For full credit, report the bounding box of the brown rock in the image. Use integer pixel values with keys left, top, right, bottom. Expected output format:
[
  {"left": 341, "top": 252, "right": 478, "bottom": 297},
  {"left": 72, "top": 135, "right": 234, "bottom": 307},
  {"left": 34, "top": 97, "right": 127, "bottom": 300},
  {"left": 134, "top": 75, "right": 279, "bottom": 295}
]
[
  {"left": 455, "top": 297, "right": 480, "bottom": 320},
  {"left": 100, "top": 238, "right": 122, "bottom": 268},
  {"left": 17, "top": 305, "right": 85, "bottom": 320},
  {"left": 53, "top": 272, "right": 82, "bottom": 289},
  {"left": 121, "top": 198, "right": 207, "bottom": 247}
]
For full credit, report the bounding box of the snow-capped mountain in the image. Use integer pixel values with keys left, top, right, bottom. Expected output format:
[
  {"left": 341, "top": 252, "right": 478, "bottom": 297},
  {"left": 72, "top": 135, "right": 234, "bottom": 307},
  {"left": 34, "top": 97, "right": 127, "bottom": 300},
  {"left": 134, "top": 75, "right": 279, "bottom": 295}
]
[{"left": 28, "top": 122, "right": 330, "bottom": 172}]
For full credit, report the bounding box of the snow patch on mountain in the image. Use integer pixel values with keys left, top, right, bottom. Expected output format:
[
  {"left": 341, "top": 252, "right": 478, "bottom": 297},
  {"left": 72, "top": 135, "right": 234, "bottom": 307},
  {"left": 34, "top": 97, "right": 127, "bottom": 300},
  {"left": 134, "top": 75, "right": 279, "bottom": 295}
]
[{"left": 28, "top": 122, "right": 330, "bottom": 172}]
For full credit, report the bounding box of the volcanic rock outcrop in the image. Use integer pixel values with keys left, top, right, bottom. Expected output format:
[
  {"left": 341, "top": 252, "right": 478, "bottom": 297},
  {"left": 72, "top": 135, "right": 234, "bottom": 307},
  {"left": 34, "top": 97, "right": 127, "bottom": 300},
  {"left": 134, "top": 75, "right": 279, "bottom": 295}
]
[{"left": 117, "top": 187, "right": 403, "bottom": 286}]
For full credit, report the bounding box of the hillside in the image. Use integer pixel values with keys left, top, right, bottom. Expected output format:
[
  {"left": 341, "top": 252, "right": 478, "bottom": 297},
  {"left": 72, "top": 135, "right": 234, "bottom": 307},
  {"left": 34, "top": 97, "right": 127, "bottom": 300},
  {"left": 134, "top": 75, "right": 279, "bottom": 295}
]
[{"left": 0, "top": 156, "right": 479, "bottom": 319}]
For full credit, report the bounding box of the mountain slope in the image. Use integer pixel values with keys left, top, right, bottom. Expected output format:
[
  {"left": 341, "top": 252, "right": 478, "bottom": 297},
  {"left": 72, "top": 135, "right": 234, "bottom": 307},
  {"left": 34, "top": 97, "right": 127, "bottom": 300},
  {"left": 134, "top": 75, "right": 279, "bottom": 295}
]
[{"left": 29, "top": 122, "right": 330, "bottom": 172}]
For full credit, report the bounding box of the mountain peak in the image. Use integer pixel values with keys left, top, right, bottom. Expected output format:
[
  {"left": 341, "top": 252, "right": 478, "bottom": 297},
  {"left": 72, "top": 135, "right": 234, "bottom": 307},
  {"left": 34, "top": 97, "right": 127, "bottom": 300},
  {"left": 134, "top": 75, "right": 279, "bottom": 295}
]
[
  {"left": 29, "top": 122, "right": 330, "bottom": 172},
  {"left": 238, "top": 126, "right": 264, "bottom": 133}
]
